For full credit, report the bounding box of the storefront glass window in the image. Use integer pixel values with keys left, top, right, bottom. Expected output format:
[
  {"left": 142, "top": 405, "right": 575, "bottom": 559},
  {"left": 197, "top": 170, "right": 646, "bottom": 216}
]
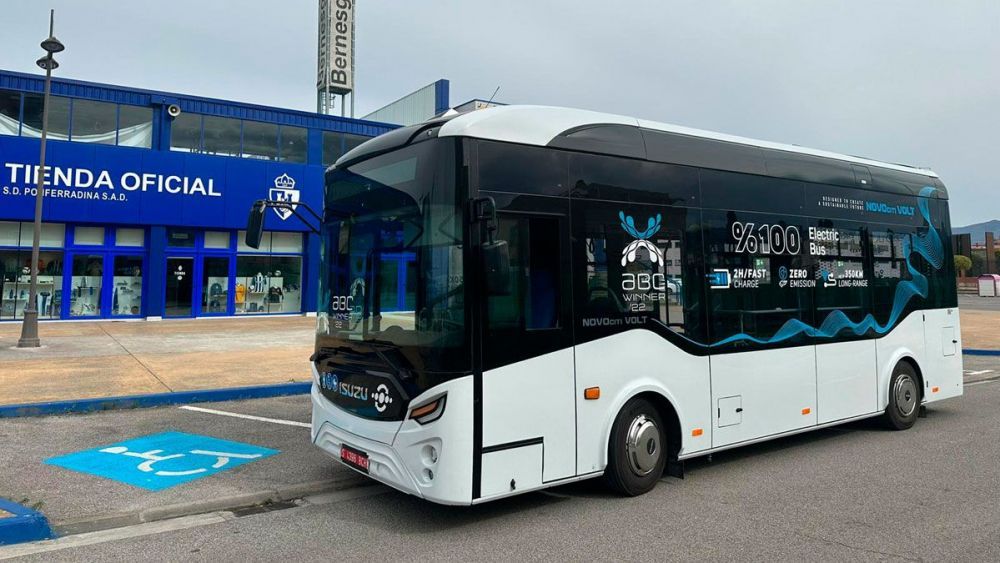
[
  {"left": 15, "top": 223, "right": 65, "bottom": 248},
  {"left": 280, "top": 126, "right": 308, "bottom": 163},
  {"left": 204, "top": 231, "right": 230, "bottom": 249},
  {"left": 39, "top": 223, "right": 66, "bottom": 248},
  {"left": 322, "top": 131, "right": 342, "bottom": 166},
  {"left": 202, "top": 257, "right": 230, "bottom": 314},
  {"left": 118, "top": 105, "right": 153, "bottom": 148},
  {"left": 74, "top": 226, "right": 105, "bottom": 246},
  {"left": 235, "top": 255, "right": 302, "bottom": 314},
  {"left": 0, "top": 90, "right": 20, "bottom": 136},
  {"left": 203, "top": 115, "right": 241, "bottom": 157},
  {"left": 167, "top": 228, "right": 197, "bottom": 248},
  {"left": 267, "top": 256, "right": 302, "bottom": 313},
  {"left": 235, "top": 255, "right": 271, "bottom": 314},
  {"left": 270, "top": 232, "right": 302, "bottom": 253},
  {"left": 0, "top": 250, "right": 63, "bottom": 320},
  {"left": 238, "top": 230, "right": 271, "bottom": 252},
  {"left": 71, "top": 99, "right": 117, "bottom": 145},
  {"left": 241, "top": 121, "right": 278, "bottom": 160},
  {"left": 115, "top": 228, "right": 144, "bottom": 247},
  {"left": 69, "top": 254, "right": 103, "bottom": 317},
  {"left": 0, "top": 222, "right": 19, "bottom": 246},
  {"left": 322, "top": 131, "right": 372, "bottom": 165},
  {"left": 170, "top": 113, "right": 202, "bottom": 153},
  {"left": 111, "top": 256, "right": 143, "bottom": 317},
  {"left": 22, "top": 94, "right": 70, "bottom": 140}
]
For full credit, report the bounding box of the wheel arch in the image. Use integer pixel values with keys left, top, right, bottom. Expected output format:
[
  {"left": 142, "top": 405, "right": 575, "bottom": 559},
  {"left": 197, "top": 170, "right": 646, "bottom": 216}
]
[
  {"left": 600, "top": 382, "right": 685, "bottom": 469},
  {"left": 896, "top": 355, "right": 925, "bottom": 402},
  {"left": 878, "top": 347, "right": 925, "bottom": 409},
  {"left": 635, "top": 390, "right": 682, "bottom": 462}
]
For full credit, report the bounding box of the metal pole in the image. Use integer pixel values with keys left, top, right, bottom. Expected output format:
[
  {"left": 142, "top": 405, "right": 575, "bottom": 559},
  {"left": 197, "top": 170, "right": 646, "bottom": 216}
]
[
  {"left": 18, "top": 11, "right": 56, "bottom": 348},
  {"left": 350, "top": 2, "right": 355, "bottom": 118}
]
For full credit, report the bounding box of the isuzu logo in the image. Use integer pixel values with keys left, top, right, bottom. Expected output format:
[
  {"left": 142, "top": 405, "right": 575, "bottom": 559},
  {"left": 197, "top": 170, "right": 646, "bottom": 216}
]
[
  {"left": 317, "top": 369, "right": 406, "bottom": 420},
  {"left": 373, "top": 383, "right": 393, "bottom": 413}
]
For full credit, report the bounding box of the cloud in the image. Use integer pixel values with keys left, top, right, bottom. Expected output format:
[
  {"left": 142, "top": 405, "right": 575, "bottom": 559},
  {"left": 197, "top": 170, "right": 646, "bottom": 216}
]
[{"left": 3, "top": 0, "right": 997, "bottom": 224}]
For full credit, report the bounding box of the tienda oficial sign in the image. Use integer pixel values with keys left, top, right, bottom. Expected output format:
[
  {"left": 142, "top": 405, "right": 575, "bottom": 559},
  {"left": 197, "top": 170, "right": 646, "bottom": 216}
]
[{"left": 2, "top": 162, "right": 222, "bottom": 201}]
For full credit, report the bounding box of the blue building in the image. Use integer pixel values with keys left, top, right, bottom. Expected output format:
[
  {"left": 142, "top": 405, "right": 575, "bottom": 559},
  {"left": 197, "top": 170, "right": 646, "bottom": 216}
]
[{"left": 0, "top": 69, "right": 445, "bottom": 321}]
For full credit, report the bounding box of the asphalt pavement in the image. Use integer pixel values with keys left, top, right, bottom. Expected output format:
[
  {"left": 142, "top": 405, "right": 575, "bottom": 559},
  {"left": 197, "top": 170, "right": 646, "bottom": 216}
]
[
  {"left": 0, "top": 395, "right": 364, "bottom": 534},
  {"left": 2, "top": 359, "right": 999, "bottom": 561},
  {"left": 958, "top": 293, "right": 1000, "bottom": 312}
]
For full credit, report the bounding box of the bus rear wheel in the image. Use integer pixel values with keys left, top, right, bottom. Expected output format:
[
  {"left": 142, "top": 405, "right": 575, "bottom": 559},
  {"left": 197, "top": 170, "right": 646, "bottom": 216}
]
[
  {"left": 605, "top": 397, "right": 667, "bottom": 496},
  {"left": 883, "top": 361, "right": 920, "bottom": 431}
]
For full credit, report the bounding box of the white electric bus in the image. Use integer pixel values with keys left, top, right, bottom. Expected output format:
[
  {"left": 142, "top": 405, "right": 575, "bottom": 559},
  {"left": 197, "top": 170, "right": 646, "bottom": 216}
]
[{"left": 250, "top": 105, "right": 963, "bottom": 505}]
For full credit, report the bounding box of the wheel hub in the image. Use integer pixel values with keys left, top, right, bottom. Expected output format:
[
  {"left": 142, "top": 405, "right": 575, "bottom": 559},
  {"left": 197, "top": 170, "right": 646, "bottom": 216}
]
[
  {"left": 625, "top": 415, "right": 660, "bottom": 476},
  {"left": 893, "top": 374, "right": 918, "bottom": 417}
]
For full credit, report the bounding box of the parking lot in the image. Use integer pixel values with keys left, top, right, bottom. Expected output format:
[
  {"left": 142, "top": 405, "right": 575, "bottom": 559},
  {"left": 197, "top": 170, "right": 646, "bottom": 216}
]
[
  {"left": 0, "top": 296, "right": 997, "bottom": 559},
  {"left": 0, "top": 353, "right": 997, "bottom": 560}
]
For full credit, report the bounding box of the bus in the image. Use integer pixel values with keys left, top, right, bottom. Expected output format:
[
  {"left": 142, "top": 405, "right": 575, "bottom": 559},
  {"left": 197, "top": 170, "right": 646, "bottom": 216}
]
[{"left": 249, "top": 105, "right": 962, "bottom": 505}]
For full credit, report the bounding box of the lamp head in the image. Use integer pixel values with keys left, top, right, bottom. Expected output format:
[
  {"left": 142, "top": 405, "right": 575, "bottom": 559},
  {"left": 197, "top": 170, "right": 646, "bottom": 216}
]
[
  {"left": 40, "top": 35, "right": 64, "bottom": 54},
  {"left": 36, "top": 56, "right": 59, "bottom": 71}
]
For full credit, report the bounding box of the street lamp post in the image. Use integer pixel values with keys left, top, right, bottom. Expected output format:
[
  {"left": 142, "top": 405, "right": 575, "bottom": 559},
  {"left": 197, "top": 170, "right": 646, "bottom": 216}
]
[{"left": 17, "top": 10, "right": 64, "bottom": 348}]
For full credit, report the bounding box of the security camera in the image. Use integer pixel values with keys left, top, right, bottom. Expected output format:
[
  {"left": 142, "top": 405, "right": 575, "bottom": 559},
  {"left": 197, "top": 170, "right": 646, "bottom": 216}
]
[{"left": 167, "top": 104, "right": 182, "bottom": 118}]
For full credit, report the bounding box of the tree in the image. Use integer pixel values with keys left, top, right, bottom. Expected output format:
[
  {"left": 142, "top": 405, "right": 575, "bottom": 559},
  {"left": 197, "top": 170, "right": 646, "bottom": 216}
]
[
  {"left": 971, "top": 252, "right": 986, "bottom": 277},
  {"left": 954, "top": 255, "right": 972, "bottom": 278}
]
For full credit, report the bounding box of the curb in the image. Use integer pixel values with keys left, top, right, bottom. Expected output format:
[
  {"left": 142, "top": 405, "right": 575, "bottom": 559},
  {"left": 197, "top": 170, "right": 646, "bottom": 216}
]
[
  {"left": 0, "top": 498, "right": 54, "bottom": 546},
  {"left": 52, "top": 475, "right": 369, "bottom": 536},
  {"left": 963, "top": 349, "right": 1000, "bottom": 357},
  {"left": 0, "top": 382, "right": 312, "bottom": 418}
]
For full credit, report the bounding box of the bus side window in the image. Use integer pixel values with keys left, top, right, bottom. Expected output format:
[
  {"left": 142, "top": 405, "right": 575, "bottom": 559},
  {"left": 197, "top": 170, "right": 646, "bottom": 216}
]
[
  {"left": 487, "top": 215, "right": 561, "bottom": 331},
  {"left": 573, "top": 201, "right": 705, "bottom": 344}
]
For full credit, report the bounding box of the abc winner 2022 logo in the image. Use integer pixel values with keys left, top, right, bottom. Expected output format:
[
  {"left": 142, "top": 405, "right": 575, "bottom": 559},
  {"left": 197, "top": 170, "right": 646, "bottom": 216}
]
[{"left": 620, "top": 211, "right": 664, "bottom": 266}]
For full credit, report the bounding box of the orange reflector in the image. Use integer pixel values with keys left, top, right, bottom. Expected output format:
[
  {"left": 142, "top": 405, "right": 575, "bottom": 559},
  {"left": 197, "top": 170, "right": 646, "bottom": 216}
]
[
  {"left": 584, "top": 387, "right": 600, "bottom": 400},
  {"left": 801, "top": 407, "right": 811, "bottom": 415},
  {"left": 692, "top": 428, "right": 703, "bottom": 437},
  {"left": 932, "top": 386, "right": 940, "bottom": 393},
  {"left": 409, "top": 400, "right": 439, "bottom": 419}
]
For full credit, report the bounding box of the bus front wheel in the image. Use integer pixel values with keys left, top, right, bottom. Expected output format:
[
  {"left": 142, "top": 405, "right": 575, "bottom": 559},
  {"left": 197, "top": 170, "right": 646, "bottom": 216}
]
[
  {"left": 604, "top": 397, "right": 667, "bottom": 496},
  {"left": 883, "top": 361, "right": 920, "bottom": 431}
]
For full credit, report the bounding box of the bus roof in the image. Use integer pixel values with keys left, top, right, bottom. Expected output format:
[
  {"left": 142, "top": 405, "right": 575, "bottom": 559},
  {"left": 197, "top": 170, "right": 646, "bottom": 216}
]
[{"left": 437, "top": 105, "right": 939, "bottom": 179}]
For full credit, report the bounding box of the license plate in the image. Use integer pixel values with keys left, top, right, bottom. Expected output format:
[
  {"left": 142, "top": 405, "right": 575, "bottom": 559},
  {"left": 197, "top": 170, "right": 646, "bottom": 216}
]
[{"left": 340, "top": 445, "right": 369, "bottom": 474}]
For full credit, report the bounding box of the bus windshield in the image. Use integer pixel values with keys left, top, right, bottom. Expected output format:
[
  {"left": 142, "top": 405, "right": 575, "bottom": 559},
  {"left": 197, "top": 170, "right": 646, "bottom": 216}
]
[{"left": 316, "top": 139, "right": 469, "bottom": 374}]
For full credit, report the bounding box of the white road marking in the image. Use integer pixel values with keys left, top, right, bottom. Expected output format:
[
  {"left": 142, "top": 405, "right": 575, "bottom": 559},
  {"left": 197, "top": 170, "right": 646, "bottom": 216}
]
[
  {"left": 178, "top": 405, "right": 311, "bottom": 428},
  {"left": 0, "top": 512, "right": 229, "bottom": 560},
  {"left": 964, "top": 370, "right": 995, "bottom": 376}
]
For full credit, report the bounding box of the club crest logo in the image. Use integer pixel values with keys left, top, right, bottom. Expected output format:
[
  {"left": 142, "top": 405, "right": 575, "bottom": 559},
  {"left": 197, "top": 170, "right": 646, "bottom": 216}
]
[
  {"left": 269, "top": 174, "right": 299, "bottom": 220},
  {"left": 619, "top": 211, "right": 664, "bottom": 266}
]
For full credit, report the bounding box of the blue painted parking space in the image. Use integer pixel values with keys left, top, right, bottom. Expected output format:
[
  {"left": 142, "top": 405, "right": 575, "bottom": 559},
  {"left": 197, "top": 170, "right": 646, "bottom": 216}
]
[{"left": 44, "top": 431, "right": 278, "bottom": 491}]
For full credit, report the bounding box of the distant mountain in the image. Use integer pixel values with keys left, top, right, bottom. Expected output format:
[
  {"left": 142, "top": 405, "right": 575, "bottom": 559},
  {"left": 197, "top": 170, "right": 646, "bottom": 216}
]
[{"left": 954, "top": 220, "right": 1000, "bottom": 244}]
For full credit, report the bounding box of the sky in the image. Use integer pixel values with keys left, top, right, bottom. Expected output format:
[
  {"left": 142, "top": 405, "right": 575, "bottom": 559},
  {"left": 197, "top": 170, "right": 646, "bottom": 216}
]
[{"left": 3, "top": 1, "right": 998, "bottom": 226}]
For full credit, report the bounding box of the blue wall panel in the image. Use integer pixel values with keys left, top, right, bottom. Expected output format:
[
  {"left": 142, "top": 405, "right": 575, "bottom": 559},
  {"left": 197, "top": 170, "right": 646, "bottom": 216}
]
[{"left": 147, "top": 226, "right": 167, "bottom": 317}]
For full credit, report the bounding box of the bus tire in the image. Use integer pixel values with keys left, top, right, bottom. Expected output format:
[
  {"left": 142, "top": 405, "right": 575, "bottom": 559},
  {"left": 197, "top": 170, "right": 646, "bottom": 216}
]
[
  {"left": 604, "top": 397, "right": 667, "bottom": 496},
  {"left": 882, "top": 361, "right": 920, "bottom": 431}
]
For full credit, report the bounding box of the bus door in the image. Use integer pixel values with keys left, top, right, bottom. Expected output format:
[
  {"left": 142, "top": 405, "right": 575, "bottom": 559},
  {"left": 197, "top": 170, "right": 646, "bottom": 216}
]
[{"left": 475, "top": 193, "right": 576, "bottom": 497}]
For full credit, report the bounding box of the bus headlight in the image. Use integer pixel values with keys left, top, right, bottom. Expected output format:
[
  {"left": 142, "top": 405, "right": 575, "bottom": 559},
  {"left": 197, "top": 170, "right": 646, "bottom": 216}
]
[{"left": 409, "top": 394, "right": 446, "bottom": 425}]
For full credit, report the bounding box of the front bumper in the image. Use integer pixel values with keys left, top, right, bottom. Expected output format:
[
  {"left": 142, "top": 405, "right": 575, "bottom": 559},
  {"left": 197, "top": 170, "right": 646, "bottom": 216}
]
[
  {"left": 310, "top": 371, "right": 476, "bottom": 505},
  {"left": 311, "top": 384, "right": 422, "bottom": 497}
]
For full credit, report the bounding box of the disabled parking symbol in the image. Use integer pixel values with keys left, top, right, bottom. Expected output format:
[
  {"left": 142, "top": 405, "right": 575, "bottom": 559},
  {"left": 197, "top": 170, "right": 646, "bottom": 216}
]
[{"left": 45, "top": 431, "right": 278, "bottom": 491}]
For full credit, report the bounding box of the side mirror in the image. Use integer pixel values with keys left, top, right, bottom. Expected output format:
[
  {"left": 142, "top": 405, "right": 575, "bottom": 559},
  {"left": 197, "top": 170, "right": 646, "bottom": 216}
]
[
  {"left": 471, "top": 196, "right": 511, "bottom": 295},
  {"left": 483, "top": 239, "right": 511, "bottom": 295},
  {"left": 245, "top": 200, "right": 266, "bottom": 249}
]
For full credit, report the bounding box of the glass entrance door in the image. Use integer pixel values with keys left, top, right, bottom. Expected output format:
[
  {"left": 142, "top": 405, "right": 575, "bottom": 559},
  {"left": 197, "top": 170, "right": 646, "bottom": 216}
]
[{"left": 165, "top": 257, "right": 194, "bottom": 317}]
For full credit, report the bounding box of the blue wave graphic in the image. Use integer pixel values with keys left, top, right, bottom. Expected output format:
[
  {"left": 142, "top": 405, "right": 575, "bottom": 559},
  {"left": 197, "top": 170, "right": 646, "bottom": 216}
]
[{"left": 710, "top": 186, "right": 942, "bottom": 347}]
